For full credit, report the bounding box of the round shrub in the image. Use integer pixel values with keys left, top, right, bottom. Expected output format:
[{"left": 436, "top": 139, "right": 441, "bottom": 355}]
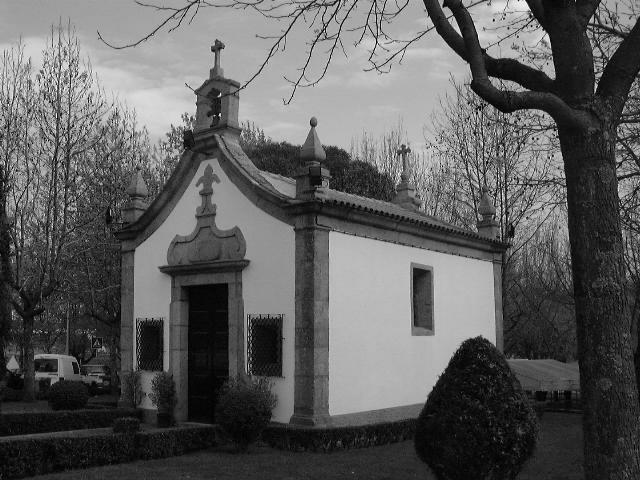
[
  {"left": 414, "top": 336, "right": 538, "bottom": 480},
  {"left": 113, "top": 416, "right": 141, "bottom": 434},
  {"left": 48, "top": 380, "right": 89, "bottom": 411},
  {"left": 214, "top": 377, "right": 277, "bottom": 451}
]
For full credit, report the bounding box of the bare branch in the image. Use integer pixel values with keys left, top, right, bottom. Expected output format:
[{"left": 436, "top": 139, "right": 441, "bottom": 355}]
[
  {"left": 97, "top": 0, "right": 201, "bottom": 49},
  {"left": 576, "top": 0, "right": 602, "bottom": 28},
  {"left": 597, "top": 18, "right": 640, "bottom": 117},
  {"left": 422, "top": 0, "right": 554, "bottom": 94},
  {"left": 424, "top": 0, "right": 595, "bottom": 130},
  {"left": 524, "top": 0, "right": 546, "bottom": 29}
]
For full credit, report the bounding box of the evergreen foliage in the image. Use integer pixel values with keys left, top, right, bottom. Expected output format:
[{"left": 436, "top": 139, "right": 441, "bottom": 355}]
[
  {"left": 112, "top": 416, "right": 141, "bottom": 434},
  {"left": 214, "top": 377, "right": 277, "bottom": 451},
  {"left": 0, "top": 423, "right": 216, "bottom": 478},
  {"left": 245, "top": 140, "right": 395, "bottom": 201},
  {"left": 47, "top": 381, "right": 89, "bottom": 411},
  {"left": 414, "top": 336, "right": 538, "bottom": 480},
  {"left": 0, "top": 408, "right": 140, "bottom": 436}
]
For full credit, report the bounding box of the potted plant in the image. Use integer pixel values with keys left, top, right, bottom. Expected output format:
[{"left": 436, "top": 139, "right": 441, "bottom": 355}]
[{"left": 149, "top": 371, "right": 177, "bottom": 427}]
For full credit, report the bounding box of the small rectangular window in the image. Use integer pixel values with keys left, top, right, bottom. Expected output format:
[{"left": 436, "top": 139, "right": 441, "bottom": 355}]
[
  {"left": 247, "top": 314, "right": 283, "bottom": 377},
  {"left": 412, "top": 264, "right": 434, "bottom": 335},
  {"left": 136, "top": 318, "right": 164, "bottom": 371},
  {"left": 72, "top": 362, "right": 79, "bottom": 375}
]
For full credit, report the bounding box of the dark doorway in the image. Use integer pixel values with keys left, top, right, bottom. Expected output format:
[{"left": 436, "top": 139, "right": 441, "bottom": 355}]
[{"left": 188, "top": 284, "right": 229, "bottom": 423}]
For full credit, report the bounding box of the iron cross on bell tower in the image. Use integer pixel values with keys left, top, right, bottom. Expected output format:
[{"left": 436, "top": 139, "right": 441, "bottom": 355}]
[{"left": 211, "top": 39, "right": 225, "bottom": 77}]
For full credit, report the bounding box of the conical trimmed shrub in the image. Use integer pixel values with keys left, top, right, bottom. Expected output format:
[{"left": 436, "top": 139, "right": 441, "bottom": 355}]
[{"left": 414, "top": 336, "right": 538, "bottom": 480}]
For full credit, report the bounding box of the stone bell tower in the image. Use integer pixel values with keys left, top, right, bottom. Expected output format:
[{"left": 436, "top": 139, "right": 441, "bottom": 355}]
[{"left": 193, "top": 39, "right": 241, "bottom": 141}]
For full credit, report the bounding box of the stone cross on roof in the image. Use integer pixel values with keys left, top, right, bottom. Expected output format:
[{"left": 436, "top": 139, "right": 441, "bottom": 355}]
[
  {"left": 397, "top": 144, "right": 411, "bottom": 183},
  {"left": 211, "top": 39, "right": 225, "bottom": 77}
]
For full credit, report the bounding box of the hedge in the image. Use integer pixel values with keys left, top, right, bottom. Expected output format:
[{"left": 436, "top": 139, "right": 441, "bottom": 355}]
[
  {"left": 112, "top": 417, "right": 141, "bottom": 434},
  {"left": 0, "top": 408, "right": 141, "bottom": 437},
  {"left": 1, "top": 388, "right": 23, "bottom": 402},
  {"left": 0, "top": 424, "right": 217, "bottom": 479},
  {"left": 262, "top": 418, "right": 416, "bottom": 452},
  {"left": 137, "top": 426, "right": 218, "bottom": 459}
]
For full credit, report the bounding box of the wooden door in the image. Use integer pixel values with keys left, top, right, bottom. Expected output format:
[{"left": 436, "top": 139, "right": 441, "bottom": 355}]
[{"left": 188, "top": 284, "right": 229, "bottom": 423}]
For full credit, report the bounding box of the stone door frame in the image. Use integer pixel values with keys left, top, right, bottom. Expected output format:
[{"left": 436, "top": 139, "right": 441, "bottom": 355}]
[{"left": 161, "top": 260, "right": 249, "bottom": 422}]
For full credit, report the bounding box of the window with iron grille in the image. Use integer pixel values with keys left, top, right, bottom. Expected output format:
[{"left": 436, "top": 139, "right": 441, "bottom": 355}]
[
  {"left": 247, "top": 314, "right": 283, "bottom": 377},
  {"left": 136, "top": 318, "right": 163, "bottom": 371}
]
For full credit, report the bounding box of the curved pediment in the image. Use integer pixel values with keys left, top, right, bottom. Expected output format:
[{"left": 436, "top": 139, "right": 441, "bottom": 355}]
[
  {"left": 164, "top": 164, "right": 247, "bottom": 270},
  {"left": 167, "top": 223, "right": 246, "bottom": 266}
]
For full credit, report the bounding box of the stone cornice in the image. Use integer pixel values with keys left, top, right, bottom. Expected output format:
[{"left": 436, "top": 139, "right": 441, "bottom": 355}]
[
  {"left": 284, "top": 201, "right": 508, "bottom": 257},
  {"left": 159, "top": 259, "right": 250, "bottom": 276},
  {"left": 115, "top": 134, "right": 508, "bottom": 259}
]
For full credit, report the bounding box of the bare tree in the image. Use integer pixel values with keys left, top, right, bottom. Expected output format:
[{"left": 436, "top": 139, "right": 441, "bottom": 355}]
[
  {"left": 5, "top": 24, "right": 110, "bottom": 400},
  {"left": 0, "top": 42, "right": 32, "bottom": 376},
  {"left": 507, "top": 214, "right": 577, "bottom": 360},
  {"left": 71, "top": 106, "right": 153, "bottom": 390},
  {"left": 349, "top": 121, "right": 457, "bottom": 220},
  {"left": 427, "top": 79, "right": 569, "bottom": 363}
]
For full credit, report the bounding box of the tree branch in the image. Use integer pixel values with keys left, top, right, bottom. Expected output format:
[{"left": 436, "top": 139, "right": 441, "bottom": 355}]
[
  {"left": 425, "top": 0, "right": 595, "bottom": 130},
  {"left": 422, "top": 0, "right": 555, "bottom": 94},
  {"left": 98, "top": 0, "right": 201, "bottom": 49},
  {"left": 524, "top": 0, "right": 546, "bottom": 29},
  {"left": 597, "top": 18, "right": 640, "bottom": 117},
  {"left": 576, "top": 0, "right": 601, "bottom": 28}
]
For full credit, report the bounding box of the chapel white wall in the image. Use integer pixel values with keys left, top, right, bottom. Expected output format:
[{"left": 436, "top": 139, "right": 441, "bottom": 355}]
[
  {"left": 133, "top": 156, "right": 296, "bottom": 422},
  {"left": 328, "top": 231, "right": 496, "bottom": 416}
]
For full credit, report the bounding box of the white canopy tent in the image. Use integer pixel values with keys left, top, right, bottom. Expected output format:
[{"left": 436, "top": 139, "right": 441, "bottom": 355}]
[{"left": 508, "top": 359, "right": 580, "bottom": 392}]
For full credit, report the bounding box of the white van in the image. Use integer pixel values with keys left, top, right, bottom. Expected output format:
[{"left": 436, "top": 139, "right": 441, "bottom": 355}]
[{"left": 34, "top": 354, "right": 82, "bottom": 385}]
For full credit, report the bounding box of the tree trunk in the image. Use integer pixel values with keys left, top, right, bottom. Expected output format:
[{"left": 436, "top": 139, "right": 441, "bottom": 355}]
[
  {"left": 0, "top": 168, "right": 11, "bottom": 377},
  {"left": 109, "top": 326, "right": 120, "bottom": 396},
  {"left": 22, "top": 314, "right": 35, "bottom": 402},
  {"left": 633, "top": 282, "right": 640, "bottom": 390},
  {"left": 560, "top": 124, "right": 640, "bottom": 479}
]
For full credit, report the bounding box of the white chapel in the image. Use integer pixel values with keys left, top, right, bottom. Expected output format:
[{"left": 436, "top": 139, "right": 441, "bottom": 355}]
[{"left": 117, "top": 42, "right": 508, "bottom": 426}]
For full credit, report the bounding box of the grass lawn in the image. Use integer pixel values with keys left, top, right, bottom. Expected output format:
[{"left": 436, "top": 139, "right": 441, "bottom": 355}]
[{"left": 28, "top": 412, "right": 582, "bottom": 480}]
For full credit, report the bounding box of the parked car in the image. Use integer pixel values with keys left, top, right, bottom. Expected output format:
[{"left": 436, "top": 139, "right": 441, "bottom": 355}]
[
  {"left": 80, "top": 364, "right": 111, "bottom": 395},
  {"left": 34, "top": 354, "right": 82, "bottom": 394}
]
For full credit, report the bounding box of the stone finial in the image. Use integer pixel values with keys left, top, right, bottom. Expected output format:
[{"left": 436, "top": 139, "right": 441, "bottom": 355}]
[
  {"left": 126, "top": 168, "right": 148, "bottom": 198},
  {"left": 300, "top": 117, "right": 327, "bottom": 164},
  {"left": 392, "top": 143, "right": 421, "bottom": 211},
  {"left": 478, "top": 185, "right": 497, "bottom": 219},
  {"left": 210, "top": 39, "right": 225, "bottom": 78},
  {"left": 477, "top": 185, "right": 500, "bottom": 239},
  {"left": 295, "top": 117, "right": 330, "bottom": 198},
  {"left": 123, "top": 168, "right": 148, "bottom": 224}
]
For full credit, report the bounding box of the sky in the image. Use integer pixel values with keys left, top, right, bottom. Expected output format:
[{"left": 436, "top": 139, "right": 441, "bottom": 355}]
[{"left": 0, "top": 0, "right": 502, "bottom": 154}]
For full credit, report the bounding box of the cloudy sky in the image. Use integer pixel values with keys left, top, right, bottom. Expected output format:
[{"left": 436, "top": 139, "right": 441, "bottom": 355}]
[{"left": 0, "top": 0, "right": 490, "bottom": 152}]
